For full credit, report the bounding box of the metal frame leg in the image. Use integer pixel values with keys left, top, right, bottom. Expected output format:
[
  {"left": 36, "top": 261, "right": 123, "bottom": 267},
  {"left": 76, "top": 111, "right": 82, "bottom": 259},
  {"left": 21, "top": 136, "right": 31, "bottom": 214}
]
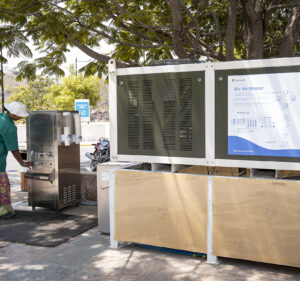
[
  {"left": 207, "top": 176, "right": 220, "bottom": 264},
  {"left": 109, "top": 169, "right": 119, "bottom": 249}
]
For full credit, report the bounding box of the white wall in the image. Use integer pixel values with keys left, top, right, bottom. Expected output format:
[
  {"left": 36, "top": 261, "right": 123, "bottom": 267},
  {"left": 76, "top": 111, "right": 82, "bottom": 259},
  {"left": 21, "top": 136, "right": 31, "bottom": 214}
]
[{"left": 17, "top": 122, "right": 110, "bottom": 144}]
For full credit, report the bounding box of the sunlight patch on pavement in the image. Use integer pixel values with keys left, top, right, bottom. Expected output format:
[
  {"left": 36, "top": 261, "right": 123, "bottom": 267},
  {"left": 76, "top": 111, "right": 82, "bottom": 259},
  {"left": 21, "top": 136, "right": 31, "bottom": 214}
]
[
  {"left": 0, "top": 263, "right": 20, "bottom": 272},
  {"left": 24, "top": 264, "right": 48, "bottom": 270}
]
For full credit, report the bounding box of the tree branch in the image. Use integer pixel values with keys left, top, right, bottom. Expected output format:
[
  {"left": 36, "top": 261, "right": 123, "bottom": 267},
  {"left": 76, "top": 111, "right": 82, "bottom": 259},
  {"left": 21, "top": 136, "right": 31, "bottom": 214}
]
[
  {"left": 279, "top": 6, "right": 300, "bottom": 57},
  {"left": 64, "top": 33, "right": 135, "bottom": 67},
  {"left": 181, "top": 0, "right": 208, "bottom": 33},
  {"left": 166, "top": 0, "right": 189, "bottom": 58},
  {"left": 225, "top": 0, "right": 237, "bottom": 61},
  {"left": 241, "top": 0, "right": 264, "bottom": 59},
  {"left": 108, "top": 0, "right": 170, "bottom": 44},
  {"left": 264, "top": 0, "right": 300, "bottom": 36},
  {"left": 75, "top": 19, "right": 163, "bottom": 49},
  {"left": 212, "top": 12, "right": 224, "bottom": 60}
]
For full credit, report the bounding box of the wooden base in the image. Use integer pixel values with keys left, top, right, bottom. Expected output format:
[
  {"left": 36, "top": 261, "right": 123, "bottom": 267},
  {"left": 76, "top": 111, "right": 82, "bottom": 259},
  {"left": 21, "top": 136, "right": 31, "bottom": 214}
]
[
  {"left": 113, "top": 168, "right": 300, "bottom": 267},
  {"left": 213, "top": 177, "right": 300, "bottom": 268},
  {"left": 115, "top": 170, "right": 208, "bottom": 253}
]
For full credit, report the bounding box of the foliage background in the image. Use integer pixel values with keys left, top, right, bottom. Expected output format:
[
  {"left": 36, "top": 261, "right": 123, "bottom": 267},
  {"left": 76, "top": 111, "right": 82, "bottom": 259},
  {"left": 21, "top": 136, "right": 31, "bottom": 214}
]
[{"left": 7, "top": 73, "right": 102, "bottom": 112}]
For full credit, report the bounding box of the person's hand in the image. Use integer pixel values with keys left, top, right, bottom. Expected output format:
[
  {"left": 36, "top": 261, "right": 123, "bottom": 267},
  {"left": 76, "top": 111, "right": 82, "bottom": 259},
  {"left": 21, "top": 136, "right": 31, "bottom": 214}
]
[{"left": 23, "top": 161, "right": 33, "bottom": 169}]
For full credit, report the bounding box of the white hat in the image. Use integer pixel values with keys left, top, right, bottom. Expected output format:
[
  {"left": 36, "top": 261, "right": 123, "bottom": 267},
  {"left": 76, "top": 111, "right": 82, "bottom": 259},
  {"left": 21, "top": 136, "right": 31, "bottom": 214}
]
[{"left": 4, "top": 102, "right": 29, "bottom": 117}]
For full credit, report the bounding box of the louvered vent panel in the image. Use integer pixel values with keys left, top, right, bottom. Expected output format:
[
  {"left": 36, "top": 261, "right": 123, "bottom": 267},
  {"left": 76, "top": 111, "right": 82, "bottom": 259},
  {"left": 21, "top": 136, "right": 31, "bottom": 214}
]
[
  {"left": 163, "top": 79, "right": 176, "bottom": 150},
  {"left": 63, "top": 185, "right": 77, "bottom": 204},
  {"left": 128, "top": 81, "right": 140, "bottom": 149},
  {"left": 142, "top": 80, "right": 155, "bottom": 150},
  {"left": 179, "top": 78, "right": 193, "bottom": 151}
]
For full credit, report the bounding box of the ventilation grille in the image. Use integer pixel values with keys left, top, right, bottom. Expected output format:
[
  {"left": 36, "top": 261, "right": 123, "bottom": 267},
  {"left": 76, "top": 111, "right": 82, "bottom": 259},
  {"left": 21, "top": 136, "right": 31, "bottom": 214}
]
[
  {"left": 179, "top": 78, "right": 193, "bottom": 151},
  {"left": 163, "top": 79, "right": 176, "bottom": 150},
  {"left": 142, "top": 80, "right": 155, "bottom": 150},
  {"left": 128, "top": 81, "right": 140, "bottom": 149},
  {"left": 63, "top": 185, "right": 77, "bottom": 204},
  {"left": 119, "top": 72, "right": 204, "bottom": 157}
]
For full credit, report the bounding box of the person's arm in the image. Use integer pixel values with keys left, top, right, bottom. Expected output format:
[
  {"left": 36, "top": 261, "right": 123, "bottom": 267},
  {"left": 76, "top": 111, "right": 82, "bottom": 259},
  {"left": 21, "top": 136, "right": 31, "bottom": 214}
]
[
  {"left": 11, "top": 150, "right": 33, "bottom": 168},
  {"left": 3, "top": 123, "right": 32, "bottom": 168}
]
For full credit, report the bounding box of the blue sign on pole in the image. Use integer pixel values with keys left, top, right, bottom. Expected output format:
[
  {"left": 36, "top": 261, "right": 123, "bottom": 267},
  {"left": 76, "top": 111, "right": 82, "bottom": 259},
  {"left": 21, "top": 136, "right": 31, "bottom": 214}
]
[{"left": 75, "top": 99, "right": 90, "bottom": 122}]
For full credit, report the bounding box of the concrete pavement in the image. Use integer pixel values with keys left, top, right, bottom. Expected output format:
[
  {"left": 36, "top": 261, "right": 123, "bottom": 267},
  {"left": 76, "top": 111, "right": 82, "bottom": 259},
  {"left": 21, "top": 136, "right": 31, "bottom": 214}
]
[{"left": 1, "top": 225, "right": 300, "bottom": 281}]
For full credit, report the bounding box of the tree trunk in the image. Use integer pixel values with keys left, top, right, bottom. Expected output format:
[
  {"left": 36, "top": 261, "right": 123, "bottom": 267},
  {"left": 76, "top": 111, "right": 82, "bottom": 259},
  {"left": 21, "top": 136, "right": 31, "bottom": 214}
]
[
  {"left": 279, "top": 6, "right": 300, "bottom": 57},
  {"left": 167, "top": 0, "right": 189, "bottom": 58},
  {"left": 225, "top": 0, "right": 237, "bottom": 61},
  {"left": 241, "top": 0, "right": 264, "bottom": 59}
]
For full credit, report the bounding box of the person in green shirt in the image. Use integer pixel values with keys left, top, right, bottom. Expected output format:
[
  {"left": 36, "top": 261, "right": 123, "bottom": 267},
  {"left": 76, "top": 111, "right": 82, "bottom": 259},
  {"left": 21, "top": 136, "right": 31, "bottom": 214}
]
[{"left": 0, "top": 102, "right": 33, "bottom": 219}]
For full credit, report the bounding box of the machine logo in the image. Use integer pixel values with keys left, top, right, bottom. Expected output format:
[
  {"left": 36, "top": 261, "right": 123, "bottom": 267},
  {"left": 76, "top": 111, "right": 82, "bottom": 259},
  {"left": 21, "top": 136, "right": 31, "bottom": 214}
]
[{"left": 232, "top": 78, "right": 245, "bottom": 82}]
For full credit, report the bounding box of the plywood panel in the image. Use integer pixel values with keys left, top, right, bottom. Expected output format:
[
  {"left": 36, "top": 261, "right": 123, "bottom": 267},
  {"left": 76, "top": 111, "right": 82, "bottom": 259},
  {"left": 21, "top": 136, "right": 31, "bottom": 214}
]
[
  {"left": 178, "top": 165, "right": 241, "bottom": 176},
  {"left": 178, "top": 165, "right": 208, "bottom": 175},
  {"left": 115, "top": 170, "right": 207, "bottom": 253},
  {"left": 213, "top": 177, "right": 300, "bottom": 267}
]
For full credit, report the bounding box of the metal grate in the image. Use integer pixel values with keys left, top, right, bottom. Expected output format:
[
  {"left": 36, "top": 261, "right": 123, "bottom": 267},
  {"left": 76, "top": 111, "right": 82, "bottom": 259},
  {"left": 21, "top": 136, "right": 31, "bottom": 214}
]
[
  {"left": 142, "top": 80, "right": 155, "bottom": 150},
  {"left": 128, "top": 81, "right": 140, "bottom": 149},
  {"left": 117, "top": 71, "right": 205, "bottom": 158},
  {"left": 63, "top": 185, "right": 77, "bottom": 204},
  {"left": 163, "top": 79, "right": 176, "bottom": 150},
  {"left": 179, "top": 78, "right": 193, "bottom": 151}
]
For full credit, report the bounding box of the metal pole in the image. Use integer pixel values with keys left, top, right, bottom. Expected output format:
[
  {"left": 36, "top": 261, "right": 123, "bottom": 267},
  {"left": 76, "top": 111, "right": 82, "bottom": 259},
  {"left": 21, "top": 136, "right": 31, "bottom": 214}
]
[
  {"left": 0, "top": 46, "right": 4, "bottom": 113},
  {"left": 75, "top": 57, "right": 77, "bottom": 76}
]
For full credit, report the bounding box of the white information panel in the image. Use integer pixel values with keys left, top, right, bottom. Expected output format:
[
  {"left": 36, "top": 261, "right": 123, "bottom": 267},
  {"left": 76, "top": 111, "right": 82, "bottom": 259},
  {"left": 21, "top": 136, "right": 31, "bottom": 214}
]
[{"left": 228, "top": 72, "right": 300, "bottom": 157}]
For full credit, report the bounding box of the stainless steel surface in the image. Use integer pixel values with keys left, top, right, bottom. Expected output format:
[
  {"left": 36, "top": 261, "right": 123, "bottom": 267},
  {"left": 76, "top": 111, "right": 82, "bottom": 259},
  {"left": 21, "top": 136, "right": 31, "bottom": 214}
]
[
  {"left": 97, "top": 162, "right": 133, "bottom": 234},
  {"left": 26, "top": 111, "right": 81, "bottom": 210}
]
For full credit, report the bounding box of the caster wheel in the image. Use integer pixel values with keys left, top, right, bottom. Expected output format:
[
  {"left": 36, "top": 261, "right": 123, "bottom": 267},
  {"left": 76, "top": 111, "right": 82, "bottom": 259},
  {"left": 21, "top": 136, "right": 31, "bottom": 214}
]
[{"left": 32, "top": 206, "right": 36, "bottom": 211}]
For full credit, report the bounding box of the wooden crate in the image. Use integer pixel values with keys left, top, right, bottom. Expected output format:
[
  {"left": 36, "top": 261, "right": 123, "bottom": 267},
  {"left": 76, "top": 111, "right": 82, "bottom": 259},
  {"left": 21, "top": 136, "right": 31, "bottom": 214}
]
[
  {"left": 276, "top": 170, "right": 300, "bottom": 179},
  {"left": 115, "top": 169, "right": 208, "bottom": 253},
  {"left": 178, "top": 165, "right": 208, "bottom": 175},
  {"left": 20, "top": 172, "right": 28, "bottom": 192},
  {"left": 213, "top": 177, "right": 300, "bottom": 268},
  {"left": 178, "top": 165, "right": 240, "bottom": 177},
  {"left": 208, "top": 166, "right": 239, "bottom": 176}
]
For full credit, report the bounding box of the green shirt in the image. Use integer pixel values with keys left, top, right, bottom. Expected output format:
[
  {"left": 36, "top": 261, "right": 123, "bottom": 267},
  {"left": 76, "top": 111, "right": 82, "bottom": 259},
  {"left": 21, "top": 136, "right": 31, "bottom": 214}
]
[{"left": 0, "top": 113, "right": 19, "bottom": 172}]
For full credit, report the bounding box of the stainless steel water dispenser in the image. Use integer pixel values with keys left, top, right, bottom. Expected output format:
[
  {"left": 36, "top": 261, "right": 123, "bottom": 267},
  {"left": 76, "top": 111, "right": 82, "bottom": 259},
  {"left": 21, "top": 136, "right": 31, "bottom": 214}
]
[{"left": 25, "top": 111, "right": 82, "bottom": 210}]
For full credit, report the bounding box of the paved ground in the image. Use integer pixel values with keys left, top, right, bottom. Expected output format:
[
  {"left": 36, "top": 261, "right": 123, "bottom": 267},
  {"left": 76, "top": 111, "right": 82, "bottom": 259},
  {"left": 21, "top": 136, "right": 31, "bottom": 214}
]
[
  {"left": 2, "top": 146, "right": 300, "bottom": 280},
  {"left": 1, "top": 226, "right": 300, "bottom": 281}
]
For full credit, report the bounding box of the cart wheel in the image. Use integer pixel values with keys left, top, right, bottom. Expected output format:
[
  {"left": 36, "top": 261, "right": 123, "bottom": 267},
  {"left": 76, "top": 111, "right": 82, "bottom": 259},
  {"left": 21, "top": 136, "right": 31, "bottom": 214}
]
[
  {"left": 32, "top": 205, "right": 35, "bottom": 211},
  {"left": 76, "top": 202, "right": 80, "bottom": 207}
]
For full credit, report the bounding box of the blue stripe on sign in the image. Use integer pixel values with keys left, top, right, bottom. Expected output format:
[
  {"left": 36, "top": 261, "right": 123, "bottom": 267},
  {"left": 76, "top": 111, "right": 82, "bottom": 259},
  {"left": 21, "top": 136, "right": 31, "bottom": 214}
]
[{"left": 228, "top": 136, "right": 300, "bottom": 157}]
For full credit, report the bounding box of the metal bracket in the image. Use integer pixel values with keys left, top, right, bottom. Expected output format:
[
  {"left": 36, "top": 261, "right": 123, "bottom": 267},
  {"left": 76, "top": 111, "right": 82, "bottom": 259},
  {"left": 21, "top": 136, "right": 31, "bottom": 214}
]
[{"left": 108, "top": 59, "right": 116, "bottom": 74}]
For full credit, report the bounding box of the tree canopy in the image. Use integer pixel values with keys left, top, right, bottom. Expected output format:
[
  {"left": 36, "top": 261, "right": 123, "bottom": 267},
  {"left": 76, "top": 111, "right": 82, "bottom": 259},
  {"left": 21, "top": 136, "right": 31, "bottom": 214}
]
[
  {"left": 47, "top": 74, "right": 101, "bottom": 110},
  {"left": 0, "top": 0, "right": 299, "bottom": 79},
  {"left": 8, "top": 74, "right": 101, "bottom": 111},
  {"left": 7, "top": 76, "right": 53, "bottom": 111}
]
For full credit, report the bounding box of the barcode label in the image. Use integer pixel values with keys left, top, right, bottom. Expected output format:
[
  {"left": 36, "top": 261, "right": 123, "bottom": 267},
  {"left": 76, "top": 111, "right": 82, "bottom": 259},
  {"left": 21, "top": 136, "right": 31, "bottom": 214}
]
[
  {"left": 247, "top": 120, "right": 257, "bottom": 128},
  {"left": 232, "top": 118, "right": 246, "bottom": 125}
]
